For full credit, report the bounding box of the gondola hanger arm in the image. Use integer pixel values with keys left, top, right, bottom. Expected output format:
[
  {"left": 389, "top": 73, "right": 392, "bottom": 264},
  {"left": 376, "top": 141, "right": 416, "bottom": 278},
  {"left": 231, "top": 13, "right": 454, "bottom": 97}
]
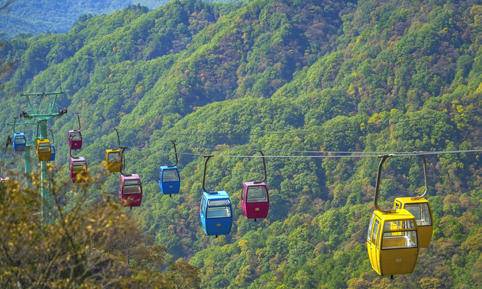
[
  {"left": 202, "top": 155, "right": 213, "bottom": 193},
  {"left": 413, "top": 154, "right": 428, "bottom": 199},
  {"left": 374, "top": 154, "right": 393, "bottom": 213}
]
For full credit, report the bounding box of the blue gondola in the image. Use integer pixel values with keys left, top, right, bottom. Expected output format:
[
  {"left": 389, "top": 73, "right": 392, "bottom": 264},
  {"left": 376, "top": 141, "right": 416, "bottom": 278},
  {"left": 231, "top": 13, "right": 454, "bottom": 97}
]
[
  {"left": 12, "top": 132, "right": 27, "bottom": 152},
  {"left": 159, "top": 141, "right": 181, "bottom": 196},
  {"left": 49, "top": 144, "right": 56, "bottom": 161},
  {"left": 200, "top": 191, "right": 233, "bottom": 237},
  {"left": 199, "top": 155, "right": 233, "bottom": 237},
  {"left": 159, "top": 166, "right": 180, "bottom": 196},
  {"left": 49, "top": 129, "right": 56, "bottom": 162}
]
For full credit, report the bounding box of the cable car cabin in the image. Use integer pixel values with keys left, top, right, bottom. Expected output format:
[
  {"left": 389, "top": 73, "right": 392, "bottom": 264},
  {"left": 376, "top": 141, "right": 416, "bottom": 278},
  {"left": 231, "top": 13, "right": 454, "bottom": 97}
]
[
  {"left": 104, "top": 149, "right": 123, "bottom": 173},
  {"left": 394, "top": 197, "right": 433, "bottom": 248},
  {"left": 35, "top": 139, "right": 52, "bottom": 161},
  {"left": 67, "top": 130, "right": 82, "bottom": 150},
  {"left": 49, "top": 144, "right": 56, "bottom": 162},
  {"left": 366, "top": 209, "right": 419, "bottom": 276},
  {"left": 200, "top": 191, "right": 233, "bottom": 237},
  {"left": 69, "top": 156, "right": 88, "bottom": 183},
  {"left": 159, "top": 166, "right": 180, "bottom": 196},
  {"left": 12, "top": 132, "right": 27, "bottom": 152},
  {"left": 119, "top": 174, "right": 143, "bottom": 207},
  {"left": 241, "top": 181, "right": 269, "bottom": 220}
]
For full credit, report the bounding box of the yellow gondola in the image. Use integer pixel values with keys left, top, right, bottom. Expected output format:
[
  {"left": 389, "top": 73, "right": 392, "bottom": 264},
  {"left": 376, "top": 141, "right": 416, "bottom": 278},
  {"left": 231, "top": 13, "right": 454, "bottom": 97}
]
[
  {"left": 104, "top": 148, "right": 123, "bottom": 173},
  {"left": 35, "top": 138, "right": 52, "bottom": 161},
  {"left": 393, "top": 156, "right": 433, "bottom": 248},
  {"left": 103, "top": 128, "right": 124, "bottom": 173},
  {"left": 367, "top": 155, "right": 419, "bottom": 277}
]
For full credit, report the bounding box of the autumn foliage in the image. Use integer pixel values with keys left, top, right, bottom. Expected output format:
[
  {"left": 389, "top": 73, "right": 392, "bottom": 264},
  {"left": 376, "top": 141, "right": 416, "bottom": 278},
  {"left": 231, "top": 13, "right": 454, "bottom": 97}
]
[{"left": 0, "top": 175, "right": 200, "bottom": 288}]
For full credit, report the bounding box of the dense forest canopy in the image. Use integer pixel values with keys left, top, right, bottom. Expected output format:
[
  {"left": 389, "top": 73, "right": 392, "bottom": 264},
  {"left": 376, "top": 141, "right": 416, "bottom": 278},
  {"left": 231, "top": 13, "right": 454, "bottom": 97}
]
[{"left": 0, "top": 0, "right": 480, "bottom": 288}]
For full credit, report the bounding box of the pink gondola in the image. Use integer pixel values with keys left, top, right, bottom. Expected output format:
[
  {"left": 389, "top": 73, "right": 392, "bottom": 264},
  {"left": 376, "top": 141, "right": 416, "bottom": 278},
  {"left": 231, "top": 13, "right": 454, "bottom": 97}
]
[
  {"left": 69, "top": 156, "right": 87, "bottom": 183},
  {"left": 240, "top": 151, "right": 270, "bottom": 221},
  {"left": 67, "top": 114, "right": 83, "bottom": 150},
  {"left": 119, "top": 174, "right": 143, "bottom": 207}
]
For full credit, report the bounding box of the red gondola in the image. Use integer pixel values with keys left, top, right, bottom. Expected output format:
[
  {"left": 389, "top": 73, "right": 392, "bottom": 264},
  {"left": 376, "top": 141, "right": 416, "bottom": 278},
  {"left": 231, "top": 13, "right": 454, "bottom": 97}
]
[
  {"left": 241, "top": 151, "right": 269, "bottom": 221},
  {"left": 113, "top": 143, "right": 143, "bottom": 208},
  {"left": 119, "top": 174, "right": 143, "bottom": 207},
  {"left": 69, "top": 156, "right": 88, "bottom": 183},
  {"left": 67, "top": 114, "right": 83, "bottom": 150}
]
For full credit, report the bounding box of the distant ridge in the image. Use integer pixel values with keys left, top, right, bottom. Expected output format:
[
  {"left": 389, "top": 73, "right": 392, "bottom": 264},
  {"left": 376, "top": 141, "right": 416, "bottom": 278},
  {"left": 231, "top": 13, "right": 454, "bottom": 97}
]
[{"left": 0, "top": 0, "right": 165, "bottom": 38}]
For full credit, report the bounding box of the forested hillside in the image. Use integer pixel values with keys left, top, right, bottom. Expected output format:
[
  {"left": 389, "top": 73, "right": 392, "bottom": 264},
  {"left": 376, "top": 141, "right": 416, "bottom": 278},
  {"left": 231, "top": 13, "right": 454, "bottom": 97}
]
[{"left": 0, "top": 0, "right": 480, "bottom": 288}]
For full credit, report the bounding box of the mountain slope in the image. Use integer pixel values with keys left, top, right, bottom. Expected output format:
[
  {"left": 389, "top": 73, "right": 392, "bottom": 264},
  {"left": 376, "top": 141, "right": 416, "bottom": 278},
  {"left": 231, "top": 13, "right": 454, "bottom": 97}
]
[{"left": 0, "top": 0, "right": 480, "bottom": 288}]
